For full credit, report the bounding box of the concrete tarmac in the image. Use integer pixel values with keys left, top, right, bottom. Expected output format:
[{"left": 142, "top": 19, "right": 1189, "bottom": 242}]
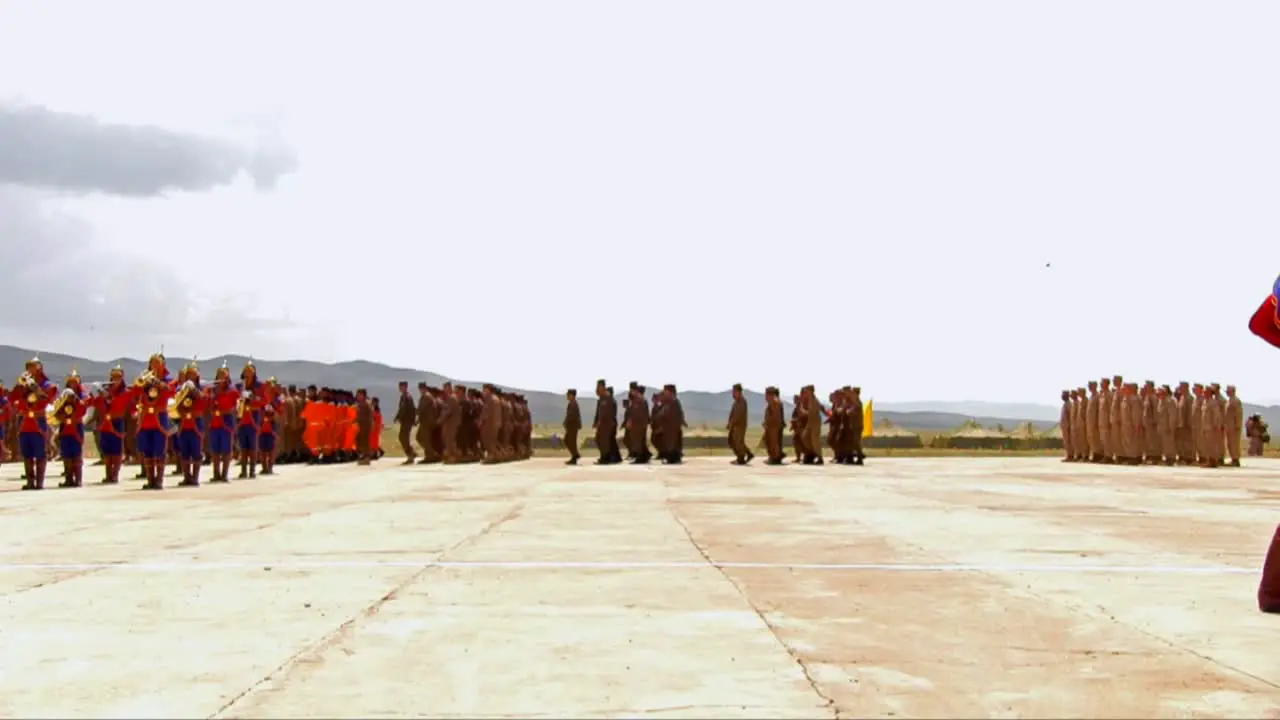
[{"left": 0, "top": 457, "right": 1277, "bottom": 719}]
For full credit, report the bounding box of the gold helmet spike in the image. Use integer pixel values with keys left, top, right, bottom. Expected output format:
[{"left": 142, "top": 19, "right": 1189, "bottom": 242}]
[
  {"left": 109, "top": 363, "right": 124, "bottom": 378},
  {"left": 68, "top": 365, "right": 79, "bottom": 379}
]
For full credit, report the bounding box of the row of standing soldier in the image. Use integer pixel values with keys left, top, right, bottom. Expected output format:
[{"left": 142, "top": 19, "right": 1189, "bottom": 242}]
[
  {"left": 393, "top": 381, "right": 533, "bottom": 465},
  {"left": 1059, "top": 377, "right": 1243, "bottom": 468}
]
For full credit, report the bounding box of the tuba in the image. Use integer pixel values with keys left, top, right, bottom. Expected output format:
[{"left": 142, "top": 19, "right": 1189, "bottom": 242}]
[
  {"left": 169, "top": 380, "right": 196, "bottom": 421},
  {"left": 49, "top": 388, "right": 77, "bottom": 426}
]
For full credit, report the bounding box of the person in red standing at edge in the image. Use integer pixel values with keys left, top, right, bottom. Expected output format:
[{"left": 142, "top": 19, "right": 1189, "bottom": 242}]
[
  {"left": 94, "top": 364, "right": 134, "bottom": 485},
  {"left": 51, "top": 368, "right": 90, "bottom": 488},
  {"left": 0, "top": 379, "right": 10, "bottom": 465},
  {"left": 236, "top": 359, "right": 266, "bottom": 479},
  {"left": 205, "top": 361, "right": 240, "bottom": 483},
  {"left": 257, "top": 377, "right": 283, "bottom": 476},
  {"left": 1246, "top": 276, "right": 1280, "bottom": 612},
  {"left": 11, "top": 356, "right": 57, "bottom": 490},
  {"left": 173, "top": 362, "right": 208, "bottom": 487}
]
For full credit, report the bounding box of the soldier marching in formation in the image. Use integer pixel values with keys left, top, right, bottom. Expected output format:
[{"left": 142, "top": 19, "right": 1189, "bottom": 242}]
[
  {"left": 561, "top": 380, "right": 866, "bottom": 467},
  {"left": 394, "top": 381, "right": 533, "bottom": 465},
  {"left": 1059, "top": 377, "right": 1245, "bottom": 468}
]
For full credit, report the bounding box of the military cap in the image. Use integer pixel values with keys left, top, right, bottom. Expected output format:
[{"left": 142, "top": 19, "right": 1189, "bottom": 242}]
[
  {"left": 566, "top": 388, "right": 577, "bottom": 396},
  {"left": 732, "top": 383, "right": 742, "bottom": 392},
  {"left": 287, "top": 384, "right": 297, "bottom": 392},
  {"left": 635, "top": 385, "right": 646, "bottom": 393},
  {"left": 596, "top": 378, "right": 607, "bottom": 386},
  {"left": 663, "top": 383, "right": 675, "bottom": 391},
  {"left": 629, "top": 381, "right": 639, "bottom": 389},
  {"left": 852, "top": 386, "right": 861, "bottom": 393},
  {"left": 606, "top": 385, "right": 614, "bottom": 393},
  {"left": 398, "top": 380, "right": 409, "bottom": 386},
  {"left": 418, "top": 381, "right": 428, "bottom": 389}
]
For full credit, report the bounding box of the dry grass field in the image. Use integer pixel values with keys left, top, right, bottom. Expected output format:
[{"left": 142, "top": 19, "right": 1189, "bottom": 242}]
[{"left": 0, "top": 455, "right": 1276, "bottom": 718}]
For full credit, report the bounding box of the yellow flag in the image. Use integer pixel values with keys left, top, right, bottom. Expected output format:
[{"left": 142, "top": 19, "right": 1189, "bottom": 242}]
[{"left": 862, "top": 399, "right": 874, "bottom": 438}]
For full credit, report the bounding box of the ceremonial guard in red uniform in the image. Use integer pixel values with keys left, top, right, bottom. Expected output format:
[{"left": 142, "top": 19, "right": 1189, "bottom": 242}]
[
  {"left": 52, "top": 368, "right": 89, "bottom": 488},
  {"left": 93, "top": 364, "right": 135, "bottom": 485},
  {"left": 236, "top": 360, "right": 266, "bottom": 479},
  {"left": 173, "top": 362, "right": 207, "bottom": 487},
  {"left": 10, "top": 356, "right": 57, "bottom": 490},
  {"left": 206, "top": 362, "right": 239, "bottom": 483},
  {"left": 135, "top": 372, "right": 174, "bottom": 490},
  {"left": 258, "top": 377, "right": 283, "bottom": 476}
]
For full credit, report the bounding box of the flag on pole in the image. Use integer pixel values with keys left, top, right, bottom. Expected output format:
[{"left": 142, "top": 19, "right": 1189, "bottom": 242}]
[{"left": 863, "top": 399, "right": 874, "bottom": 438}]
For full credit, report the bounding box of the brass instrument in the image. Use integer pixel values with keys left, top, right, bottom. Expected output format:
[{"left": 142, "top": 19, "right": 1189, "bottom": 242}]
[
  {"left": 236, "top": 390, "right": 253, "bottom": 419},
  {"left": 133, "top": 369, "right": 155, "bottom": 388},
  {"left": 49, "top": 388, "right": 77, "bottom": 426},
  {"left": 169, "top": 381, "right": 197, "bottom": 422}
]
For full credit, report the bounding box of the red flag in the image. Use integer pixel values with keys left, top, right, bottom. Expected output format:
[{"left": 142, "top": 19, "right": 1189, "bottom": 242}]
[{"left": 1248, "top": 295, "right": 1280, "bottom": 349}]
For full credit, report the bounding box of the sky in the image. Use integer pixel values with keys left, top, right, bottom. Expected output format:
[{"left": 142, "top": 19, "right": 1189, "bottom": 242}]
[{"left": 1, "top": 0, "right": 1278, "bottom": 404}]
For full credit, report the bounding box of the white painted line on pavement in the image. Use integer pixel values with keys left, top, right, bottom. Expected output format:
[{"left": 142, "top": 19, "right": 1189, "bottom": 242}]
[{"left": 0, "top": 559, "right": 1256, "bottom": 574}]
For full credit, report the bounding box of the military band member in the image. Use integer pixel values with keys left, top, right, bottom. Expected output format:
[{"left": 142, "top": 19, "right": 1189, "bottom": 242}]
[
  {"left": 172, "top": 363, "right": 207, "bottom": 487},
  {"left": 53, "top": 369, "right": 88, "bottom": 488},
  {"left": 258, "top": 378, "right": 283, "bottom": 475},
  {"left": 10, "top": 356, "right": 56, "bottom": 490},
  {"left": 235, "top": 360, "right": 266, "bottom": 478},
  {"left": 136, "top": 374, "right": 174, "bottom": 490}
]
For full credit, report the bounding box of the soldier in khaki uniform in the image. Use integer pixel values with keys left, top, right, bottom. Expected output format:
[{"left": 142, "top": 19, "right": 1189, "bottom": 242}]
[
  {"left": 1200, "top": 385, "right": 1224, "bottom": 468},
  {"left": 1085, "top": 381, "right": 1100, "bottom": 462},
  {"left": 1060, "top": 390, "right": 1075, "bottom": 461},
  {"left": 845, "top": 387, "right": 866, "bottom": 465},
  {"left": 414, "top": 383, "right": 440, "bottom": 463},
  {"left": 1225, "top": 385, "right": 1243, "bottom": 466},
  {"left": 1156, "top": 385, "right": 1177, "bottom": 465},
  {"left": 1191, "top": 383, "right": 1205, "bottom": 465},
  {"left": 393, "top": 381, "right": 416, "bottom": 464},
  {"left": 1096, "top": 378, "right": 1112, "bottom": 463},
  {"left": 1075, "top": 386, "right": 1085, "bottom": 458},
  {"left": 762, "top": 387, "right": 785, "bottom": 464},
  {"left": 1109, "top": 375, "right": 1125, "bottom": 463},
  {"left": 726, "top": 383, "right": 752, "bottom": 465},
  {"left": 563, "top": 389, "right": 581, "bottom": 465},
  {"left": 1141, "top": 381, "right": 1159, "bottom": 464}
]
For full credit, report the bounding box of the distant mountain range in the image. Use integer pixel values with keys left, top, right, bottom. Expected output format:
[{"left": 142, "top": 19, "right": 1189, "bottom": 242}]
[{"left": 2, "top": 346, "right": 1275, "bottom": 432}]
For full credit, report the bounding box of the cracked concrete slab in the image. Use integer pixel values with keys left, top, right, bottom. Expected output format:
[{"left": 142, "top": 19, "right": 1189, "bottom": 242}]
[{"left": 0, "top": 457, "right": 1277, "bottom": 718}]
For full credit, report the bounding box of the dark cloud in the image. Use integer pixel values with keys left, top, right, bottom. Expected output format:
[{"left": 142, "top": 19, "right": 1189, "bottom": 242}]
[
  {"left": 0, "top": 103, "right": 298, "bottom": 196},
  {"left": 0, "top": 187, "right": 294, "bottom": 354}
]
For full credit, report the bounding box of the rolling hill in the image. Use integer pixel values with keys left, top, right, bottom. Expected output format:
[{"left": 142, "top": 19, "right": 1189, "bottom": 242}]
[{"left": 1, "top": 345, "right": 1272, "bottom": 432}]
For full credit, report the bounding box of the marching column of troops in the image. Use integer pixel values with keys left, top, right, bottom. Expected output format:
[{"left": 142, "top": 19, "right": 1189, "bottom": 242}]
[
  {"left": 1059, "top": 377, "right": 1250, "bottom": 468},
  {"left": 560, "top": 380, "right": 865, "bottom": 466},
  {"left": 0, "top": 354, "right": 386, "bottom": 490},
  {"left": 392, "top": 381, "right": 533, "bottom": 465}
]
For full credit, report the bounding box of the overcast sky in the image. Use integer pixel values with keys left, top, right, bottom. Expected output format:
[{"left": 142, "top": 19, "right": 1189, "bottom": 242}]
[{"left": 1, "top": 0, "right": 1278, "bottom": 403}]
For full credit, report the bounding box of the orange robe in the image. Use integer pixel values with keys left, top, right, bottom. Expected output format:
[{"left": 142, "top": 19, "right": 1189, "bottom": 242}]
[{"left": 342, "top": 405, "right": 357, "bottom": 451}]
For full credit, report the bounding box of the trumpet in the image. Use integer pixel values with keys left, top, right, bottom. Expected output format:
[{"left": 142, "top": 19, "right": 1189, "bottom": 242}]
[
  {"left": 133, "top": 369, "right": 157, "bottom": 388},
  {"left": 236, "top": 390, "right": 255, "bottom": 419},
  {"left": 16, "top": 372, "right": 35, "bottom": 389}
]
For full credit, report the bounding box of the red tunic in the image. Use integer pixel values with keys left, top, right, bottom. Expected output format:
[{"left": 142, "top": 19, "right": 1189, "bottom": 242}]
[
  {"left": 208, "top": 386, "right": 239, "bottom": 428},
  {"left": 175, "top": 392, "right": 207, "bottom": 431},
  {"left": 260, "top": 397, "right": 282, "bottom": 435},
  {"left": 54, "top": 396, "right": 86, "bottom": 437},
  {"left": 8, "top": 387, "right": 52, "bottom": 433},
  {"left": 137, "top": 387, "right": 174, "bottom": 431},
  {"left": 94, "top": 386, "right": 138, "bottom": 435},
  {"left": 237, "top": 393, "right": 265, "bottom": 427}
]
